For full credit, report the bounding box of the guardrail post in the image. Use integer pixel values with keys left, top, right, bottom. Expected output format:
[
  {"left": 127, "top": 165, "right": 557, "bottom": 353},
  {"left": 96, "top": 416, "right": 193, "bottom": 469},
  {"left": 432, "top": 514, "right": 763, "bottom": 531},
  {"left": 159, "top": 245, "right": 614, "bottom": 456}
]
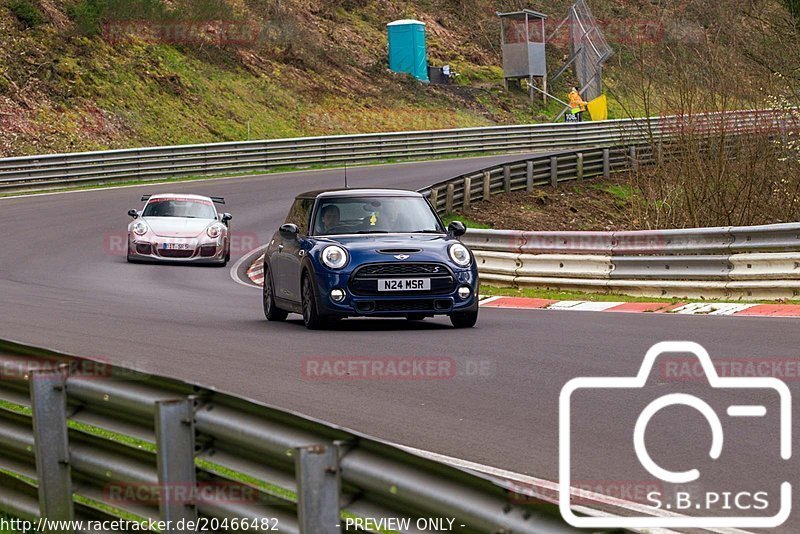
[
  {"left": 295, "top": 444, "right": 340, "bottom": 534},
  {"left": 525, "top": 161, "right": 534, "bottom": 191},
  {"left": 482, "top": 171, "right": 491, "bottom": 201},
  {"left": 576, "top": 153, "right": 584, "bottom": 182},
  {"left": 445, "top": 183, "right": 454, "bottom": 213},
  {"left": 462, "top": 177, "right": 471, "bottom": 210},
  {"left": 629, "top": 145, "right": 638, "bottom": 172},
  {"left": 155, "top": 398, "right": 198, "bottom": 528},
  {"left": 550, "top": 156, "right": 558, "bottom": 187},
  {"left": 429, "top": 188, "right": 439, "bottom": 213},
  {"left": 602, "top": 148, "right": 610, "bottom": 179},
  {"left": 30, "top": 364, "right": 74, "bottom": 528},
  {"left": 503, "top": 165, "right": 511, "bottom": 193},
  {"left": 655, "top": 142, "right": 664, "bottom": 165}
]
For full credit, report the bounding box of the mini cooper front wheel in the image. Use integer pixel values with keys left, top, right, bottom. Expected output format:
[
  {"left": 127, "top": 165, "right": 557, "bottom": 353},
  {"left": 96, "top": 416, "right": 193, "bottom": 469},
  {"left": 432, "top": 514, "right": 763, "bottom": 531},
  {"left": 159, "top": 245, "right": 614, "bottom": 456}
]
[
  {"left": 301, "top": 273, "right": 327, "bottom": 330},
  {"left": 263, "top": 264, "right": 288, "bottom": 322},
  {"left": 450, "top": 310, "right": 478, "bottom": 328}
]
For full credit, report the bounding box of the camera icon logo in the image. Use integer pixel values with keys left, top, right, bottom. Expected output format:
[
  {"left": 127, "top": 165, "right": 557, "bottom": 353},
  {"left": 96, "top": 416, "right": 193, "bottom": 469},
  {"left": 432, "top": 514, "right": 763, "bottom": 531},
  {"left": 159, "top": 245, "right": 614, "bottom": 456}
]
[{"left": 559, "top": 341, "right": 792, "bottom": 529}]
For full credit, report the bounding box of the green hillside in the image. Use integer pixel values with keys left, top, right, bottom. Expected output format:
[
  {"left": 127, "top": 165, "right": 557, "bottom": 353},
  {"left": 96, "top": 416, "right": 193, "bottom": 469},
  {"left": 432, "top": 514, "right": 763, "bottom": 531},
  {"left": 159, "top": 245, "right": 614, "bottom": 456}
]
[{"left": 0, "top": 0, "right": 796, "bottom": 157}]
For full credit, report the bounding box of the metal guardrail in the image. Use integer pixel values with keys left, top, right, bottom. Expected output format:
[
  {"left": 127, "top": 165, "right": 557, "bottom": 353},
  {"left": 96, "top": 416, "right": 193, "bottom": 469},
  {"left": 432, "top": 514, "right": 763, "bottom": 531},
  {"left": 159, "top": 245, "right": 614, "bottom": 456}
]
[
  {"left": 402, "top": 109, "right": 797, "bottom": 300},
  {"left": 460, "top": 225, "right": 800, "bottom": 300},
  {"left": 0, "top": 340, "right": 577, "bottom": 533},
  {"left": 0, "top": 109, "right": 786, "bottom": 194},
  {"left": 419, "top": 116, "right": 789, "bottom": 216}
]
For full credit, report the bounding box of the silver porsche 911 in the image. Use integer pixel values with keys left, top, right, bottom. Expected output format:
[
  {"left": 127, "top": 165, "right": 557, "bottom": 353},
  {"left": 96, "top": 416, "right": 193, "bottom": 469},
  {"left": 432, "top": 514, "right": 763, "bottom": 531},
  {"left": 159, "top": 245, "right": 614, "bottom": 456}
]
[{"left": 126, "top": 193, "right": 232, "bottom": 266}]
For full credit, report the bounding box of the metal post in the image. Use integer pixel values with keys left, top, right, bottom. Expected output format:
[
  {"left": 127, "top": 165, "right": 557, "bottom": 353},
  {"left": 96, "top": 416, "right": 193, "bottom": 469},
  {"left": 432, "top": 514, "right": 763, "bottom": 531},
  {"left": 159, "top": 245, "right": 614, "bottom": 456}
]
[
  {"left": 526, "top": 161, "right": 534, "bottom": 191},
  {"left": 482, "top": 171, "right": 491, "bottom": 201},
  {"left": 602, "top": 148, "right": 610, "bottom": 179},
  {"left": 550, "top": 156, "right": 558, "bottom": 187},
  {"left": 656, "top": 142, "right": 663, "bottom": 165},
  {"left": 445, "top": 183, "right": 454, "bottom": 214},
  {"left": 576, "top": 153, "right": 584, "bottom": 182},
  {"left": 462, "top": 177, "right": 471, "bottom": 210},
  {"left": 155, "top": 398, "right": 198, "bottom": 528},
  {"left": 295, "top": 444, "right": 340, "bottom": 534},
  {"left": 503, "top": 165, "right": 511, "bottom": 193},
  {"left": 30, "top": 364, "right": 74, "bottom": 528},
  {"left": 629, "top": 145, "right": 638, "bottom": 172},
  {"left": 542, "top": 74, "right": 548, "bottom": 105}
]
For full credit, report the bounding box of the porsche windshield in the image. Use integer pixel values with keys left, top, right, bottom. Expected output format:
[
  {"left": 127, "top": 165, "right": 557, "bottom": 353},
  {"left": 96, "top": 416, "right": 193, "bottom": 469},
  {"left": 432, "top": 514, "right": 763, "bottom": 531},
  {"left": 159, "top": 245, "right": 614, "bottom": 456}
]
[
  {"left": 142, "top": 198, "right": 216, "bottom": 219},
  {"left": 312, "top": 196, "right": 444, "bottom": 236}
]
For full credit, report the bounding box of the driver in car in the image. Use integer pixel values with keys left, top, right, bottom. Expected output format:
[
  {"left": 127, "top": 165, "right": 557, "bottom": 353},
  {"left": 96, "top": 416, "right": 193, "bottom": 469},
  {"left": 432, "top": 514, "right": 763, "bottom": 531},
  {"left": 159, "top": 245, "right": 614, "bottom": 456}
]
[
  {"left": 376, "top": 201, "right": 411, "bottom": 231},
  {"left": 320, "top": 204, "right": 341, "bottom": 233}
]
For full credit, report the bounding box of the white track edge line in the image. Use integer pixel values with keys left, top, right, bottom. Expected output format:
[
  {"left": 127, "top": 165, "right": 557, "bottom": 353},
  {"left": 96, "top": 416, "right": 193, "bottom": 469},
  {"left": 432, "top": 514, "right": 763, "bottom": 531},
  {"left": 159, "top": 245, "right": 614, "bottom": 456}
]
[{"left": 230, "top": 245, "right": 269, "bottom": 289}]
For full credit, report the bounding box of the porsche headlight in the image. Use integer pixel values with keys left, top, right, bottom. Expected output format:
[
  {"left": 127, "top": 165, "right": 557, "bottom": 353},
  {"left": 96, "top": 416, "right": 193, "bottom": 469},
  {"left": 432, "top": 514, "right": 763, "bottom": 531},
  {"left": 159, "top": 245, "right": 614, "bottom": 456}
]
[
  {"left": 321, "top": 245, "right": 348, "bottom": 269},
  {"left": 207, "top": 224, "right": 224, "bottom": 238},
  {"left": 448, "top": 243, "right": 471, "bottom": 267},
  {"left": 132, "top": 221, "right": 148, "bottom": 236}
]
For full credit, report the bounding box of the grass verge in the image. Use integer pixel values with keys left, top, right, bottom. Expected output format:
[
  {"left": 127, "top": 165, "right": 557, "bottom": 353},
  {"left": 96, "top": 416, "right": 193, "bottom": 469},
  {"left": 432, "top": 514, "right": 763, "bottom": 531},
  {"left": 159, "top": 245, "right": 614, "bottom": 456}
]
[{"left": 442, "top": 214, "right": 491, "bottom": 229}]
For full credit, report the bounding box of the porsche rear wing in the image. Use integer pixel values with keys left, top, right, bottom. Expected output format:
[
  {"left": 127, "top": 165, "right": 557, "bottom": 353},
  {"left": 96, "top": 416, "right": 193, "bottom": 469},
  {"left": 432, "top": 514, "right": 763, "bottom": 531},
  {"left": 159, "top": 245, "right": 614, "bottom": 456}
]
[{"left": 140, "top": 195, "right": 225, "bottom": 204}]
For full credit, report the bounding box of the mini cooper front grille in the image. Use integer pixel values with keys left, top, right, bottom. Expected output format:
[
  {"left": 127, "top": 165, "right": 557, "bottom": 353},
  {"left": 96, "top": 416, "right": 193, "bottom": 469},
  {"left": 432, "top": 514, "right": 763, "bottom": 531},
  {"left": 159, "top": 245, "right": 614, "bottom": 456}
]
[
  {"left": 349, "top": 263, "right": 455, "bottom": 296},
  {"left": 355, "top": 299, "right": 453, "bottom": 313},
  {"left": 356, "top": 263, "right": 448, "bottom": 277},
  {"left": 374, "top": 299, "right": 434, "bottom": 312}
]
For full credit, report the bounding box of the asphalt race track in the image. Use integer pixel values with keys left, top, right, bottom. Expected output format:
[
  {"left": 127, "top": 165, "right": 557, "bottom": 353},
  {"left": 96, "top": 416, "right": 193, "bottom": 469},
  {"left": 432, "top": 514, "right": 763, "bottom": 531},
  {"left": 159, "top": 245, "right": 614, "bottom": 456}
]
[{"left": 2, "top": 154, "right": 799, "bottom": 531}]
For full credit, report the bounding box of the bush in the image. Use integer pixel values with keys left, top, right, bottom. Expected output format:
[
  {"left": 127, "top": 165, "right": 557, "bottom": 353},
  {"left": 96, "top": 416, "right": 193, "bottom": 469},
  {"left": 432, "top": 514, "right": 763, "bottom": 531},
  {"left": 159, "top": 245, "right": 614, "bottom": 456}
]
[
  {"left": 627, "top": 125, "right": 800, "bottom": 228},
  {"left": 8, "top": 0, "right": 44, "bottom": 27}
]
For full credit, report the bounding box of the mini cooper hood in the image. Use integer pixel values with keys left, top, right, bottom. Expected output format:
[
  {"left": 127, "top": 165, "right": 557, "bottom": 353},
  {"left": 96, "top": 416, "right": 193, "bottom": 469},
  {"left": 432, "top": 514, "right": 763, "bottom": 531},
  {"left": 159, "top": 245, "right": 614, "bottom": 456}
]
[
  {"left": 321, "top": 233, "right": 452, "bottom": 253},
  {"left": 143, "top": 217, "right": 214, "bottom": 237}
]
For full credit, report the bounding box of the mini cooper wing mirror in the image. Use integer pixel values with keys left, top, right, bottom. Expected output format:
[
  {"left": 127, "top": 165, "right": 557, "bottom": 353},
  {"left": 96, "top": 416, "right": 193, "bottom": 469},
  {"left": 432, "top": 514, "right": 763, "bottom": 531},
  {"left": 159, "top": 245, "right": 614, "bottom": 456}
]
[
  {"left": 447, "top": 220, "right": 467, "bottom": 237},
  {"left": 221, "top": 213, "right": 233, "bottom": 223},
  {"left": 279, "top": 223, "right": 299, "bottom": 239},
  {"left": 128, "top": 209, "right": 139, "bottom": 219}
]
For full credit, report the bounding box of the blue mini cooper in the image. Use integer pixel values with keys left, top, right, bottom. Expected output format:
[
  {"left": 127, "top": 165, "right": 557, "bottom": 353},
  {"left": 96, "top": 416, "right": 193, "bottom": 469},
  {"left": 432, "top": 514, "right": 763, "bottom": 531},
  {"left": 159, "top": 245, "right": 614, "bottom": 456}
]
[{"left": 262, "top": 189, "right": 479, "bottom": 329}]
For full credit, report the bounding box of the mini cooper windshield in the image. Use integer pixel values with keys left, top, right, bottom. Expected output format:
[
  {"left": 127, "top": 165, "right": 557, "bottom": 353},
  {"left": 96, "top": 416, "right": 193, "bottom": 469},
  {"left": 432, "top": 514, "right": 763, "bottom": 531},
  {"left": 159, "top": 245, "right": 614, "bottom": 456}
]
[
  {"left": 142, "top": 198, "right": 217, "bottom": 219},
  {"left": 312, "top": 196, "right": 444, "bottom": 236}
]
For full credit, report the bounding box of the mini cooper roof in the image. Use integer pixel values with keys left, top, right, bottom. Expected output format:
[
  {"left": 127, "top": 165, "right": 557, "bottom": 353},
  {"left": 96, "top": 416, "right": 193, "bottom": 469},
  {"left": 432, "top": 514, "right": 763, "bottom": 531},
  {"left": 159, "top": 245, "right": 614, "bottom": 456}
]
[{"left": 295, "top": 188, "right": 424, "bottom": 200}]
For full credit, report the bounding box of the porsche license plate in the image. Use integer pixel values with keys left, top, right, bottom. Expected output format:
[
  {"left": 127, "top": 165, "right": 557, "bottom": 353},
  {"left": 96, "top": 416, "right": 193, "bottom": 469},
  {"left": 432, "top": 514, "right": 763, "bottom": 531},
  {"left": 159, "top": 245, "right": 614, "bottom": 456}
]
[
  {"left": 163, "top": 243, "right": 191, "bottom": 250},
  {"left": 378, "top": 278, "right": 430, "bottom": 291}
]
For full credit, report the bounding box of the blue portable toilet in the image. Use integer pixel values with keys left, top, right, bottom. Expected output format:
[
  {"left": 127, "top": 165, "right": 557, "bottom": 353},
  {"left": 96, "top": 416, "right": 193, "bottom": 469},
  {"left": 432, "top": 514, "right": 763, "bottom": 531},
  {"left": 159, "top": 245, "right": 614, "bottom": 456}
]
[{"left": 387, "top": 19, "right": 429, "bottom": 82}]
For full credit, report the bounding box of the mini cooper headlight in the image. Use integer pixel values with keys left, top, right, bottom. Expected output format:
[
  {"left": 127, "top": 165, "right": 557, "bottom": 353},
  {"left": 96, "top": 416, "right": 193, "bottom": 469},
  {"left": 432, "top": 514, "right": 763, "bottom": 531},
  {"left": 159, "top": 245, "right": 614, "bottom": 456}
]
[
  {"left": 321, "top": 245, "right": 348, "bottom": 269},
  {"left": 132, "top": 221, "right": 148, "bottom": 236},
  {"left": 207, "top": 224, "right": 224, "bottom": 238},
  {"left": 448, "top": 243, "right": 471, "bottom": 267}
]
